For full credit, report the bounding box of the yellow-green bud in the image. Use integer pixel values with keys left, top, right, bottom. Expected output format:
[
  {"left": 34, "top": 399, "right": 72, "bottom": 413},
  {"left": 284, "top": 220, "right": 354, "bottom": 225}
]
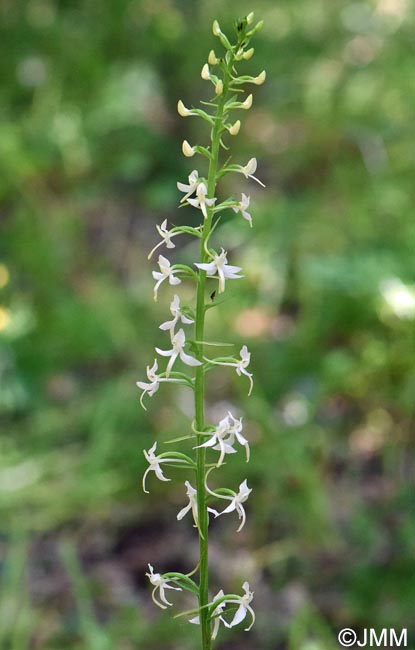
[
  {"left": 253, "top": 70, "right": 266, "bottom": 85},
  {"left": 208, "top": 50, "right": 218, "bottom": 65},
  {"left": 228, "top": 120, "right": 241, "bottom": 135},
  {"left": 243, "top": 48, "right": 255, "bottom": 60},
  {"left": 247, "top": 11, "right": 255, "bottom": 25},
  {"left": 212, "top": 19, "right": 221, "bottom": 36},
  {"left": 215, "top": 79, "right": 223, "bottom": 95},
  {"left": 248, "top": 20, "right": 264, "bottom": 36},
  {"left": 182, "top": 140, "right": 195, "bottom": 157},
  {"left": 241, "top": 94, "right": 253, "bottom": 109},
  {"left": 177, "top": 100, "right": 191, "bottom": 116},
  {"left": 201, "top": 63, "right": 210, "bottom": 80}
]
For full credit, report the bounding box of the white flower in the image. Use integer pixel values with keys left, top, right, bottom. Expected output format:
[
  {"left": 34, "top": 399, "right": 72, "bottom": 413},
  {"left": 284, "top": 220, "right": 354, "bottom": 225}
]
[
  {"left": 208, "top": 345, "right": 253, "bottom": 394},
  {"left": 194, "top": 412, "right": 249, "bottom": 467},
  {"left": 182, "top": 140, "right": 196, "bottom": 157},
  {"left": 146, "top": 564, "right": 182, "bottom": 609},
  {"left": 232, "top": 193, "right": 252, "bottom": 226},
  {"left": 189, "top": 589, "right": 227, "bottom": 640},
  {"left": 177, "top": 170, "right": 199, "bottom": 202},
  {"left": 152, "top": 254, "right": 181, "bottom": 301},
  {"left": 136, "top": 359, "right": 181, "bottom": 409},
  {"left": 142, "top": 442, "right": 186, "bottom": 493},
  {"left": 177, "top": 480, "right": 199, "bottom": 524},
  {"left": 160, "top": 294, "right": 194, "bottom": 339},
  {"left": 177, "top": 481, "right": 218, "bottom": 525},
  {"left": 237, "top": 157, "right": 265, "bottom": 187},
  {"left": 221, "top": 412, "right": 250, "bottom": 461},
  {"left": 148, "top": 220, "right": 181, "bottom": 259},
  {"left": 156, "top": 328, "right": 202, "bottom": 376},
  {"left": 222, "top": 582, "right": 255, "bottom": 630},
  {"left": 232, "top": 345, "right": 254, "bottom": 394},
  {"left": 187, "top": 182, "right": 216, "bottom": 219},
  {"left": 215, "top": 480, "right": 252, "bottom": 532},
  {"left": 195, "top": 249, "right": 243, "bottom": 294}
]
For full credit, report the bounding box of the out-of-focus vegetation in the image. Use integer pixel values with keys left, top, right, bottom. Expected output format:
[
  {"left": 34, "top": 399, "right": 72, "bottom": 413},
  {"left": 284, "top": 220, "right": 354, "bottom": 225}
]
[{"left": 0, "top": 0, "right": 414, "bottom": 648}]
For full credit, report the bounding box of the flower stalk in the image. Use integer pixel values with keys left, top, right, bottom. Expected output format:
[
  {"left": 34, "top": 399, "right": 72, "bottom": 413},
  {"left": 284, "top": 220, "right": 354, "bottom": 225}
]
[{"left": 137, "top": 12, "right": 265, "bottom": 648}]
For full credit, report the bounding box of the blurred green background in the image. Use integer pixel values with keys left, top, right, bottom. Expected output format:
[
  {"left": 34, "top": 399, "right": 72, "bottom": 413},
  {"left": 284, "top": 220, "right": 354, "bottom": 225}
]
[{"left": 0, "top": 0, "right": 414, "bottom": 648}]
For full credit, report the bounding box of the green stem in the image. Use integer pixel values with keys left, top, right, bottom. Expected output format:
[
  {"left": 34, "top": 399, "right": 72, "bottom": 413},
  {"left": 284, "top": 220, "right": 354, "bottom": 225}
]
[{"left": 194, "top": 59, "right": 233, "bottom": 650}]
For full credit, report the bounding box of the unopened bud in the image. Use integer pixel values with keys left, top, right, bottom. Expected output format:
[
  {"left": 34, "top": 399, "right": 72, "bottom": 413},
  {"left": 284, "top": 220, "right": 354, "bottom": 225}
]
[
  {"left": 182, "top": 140, "right": 195, "bottom": 157},
  {"left": 212, "top": 19, "right": 221, "bottom": 36},
  {"left": 242, "top": 48, "right": 255, "bottom": 60},
  {"left": 201, "top": 63, "right": 210, "bottom": 80},
  {"left": 248, "top": 20, "right": 264, "bottom": 36},
  {"left": 241, "top": 94, "right": 253, "bottom": 109},
  {"left": 247, "top": 11, "right": 255, "bottom": 25},
  {"left": 215, "top": 79, "right": 223, "bottom": 95},
  {"left": 208, "top": 50, "right": 218, "bottom": 65},
  {"left": 253, "top": 70, "right": 266, "bottom": 85},
  {"left": 177, "top": 100, "right": 191, "bottom": 117},
  {"left": 228, "top": 120, "right": 241, "bottom": 135}
]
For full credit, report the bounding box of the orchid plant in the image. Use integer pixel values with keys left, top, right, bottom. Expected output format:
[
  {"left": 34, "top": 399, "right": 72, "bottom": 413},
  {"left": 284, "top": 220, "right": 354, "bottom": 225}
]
[{"left": 136, "top": 13, "right": 265, "bottom": 648}]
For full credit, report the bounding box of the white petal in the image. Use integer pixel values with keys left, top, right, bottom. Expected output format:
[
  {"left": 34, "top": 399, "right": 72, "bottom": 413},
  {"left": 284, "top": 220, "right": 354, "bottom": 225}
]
[
  {"left": 177, "top": 502, "right": 192, "bottom": 520},
  {"left": 229, "top": 603, "right": 247, "bottom": 627},
  {"left": 223, "top": 264, "right": 243, "bottom": 274},
  {"left": 155, "top": 347, "right": 173, "bottom": 357},
  {"left": 195, "top": 261, "right": 217, "bottom": 275},
  {"left": 177, "top": 181, "right": 192, "bottom": 192},
  {"left": 159, "top": 318, "right": 176, "bottom": 331},
  {"left": 218, "top": 500, "right": 237, "bottom": 515},
  {"left": 180, "top": 351, "right": 202, "bottom": 367},
  {"left": 187, "top": 197, "right": 200, "bottom": 209},
  {"left": 189, "top": 616, "right": 200, "bottom": 625}
]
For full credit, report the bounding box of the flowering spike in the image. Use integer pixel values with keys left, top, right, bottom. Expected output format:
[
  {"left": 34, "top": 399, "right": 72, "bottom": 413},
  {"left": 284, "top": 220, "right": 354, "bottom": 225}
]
[{"left": 139, "top": 13, "right": 265, "bottom": 644}]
